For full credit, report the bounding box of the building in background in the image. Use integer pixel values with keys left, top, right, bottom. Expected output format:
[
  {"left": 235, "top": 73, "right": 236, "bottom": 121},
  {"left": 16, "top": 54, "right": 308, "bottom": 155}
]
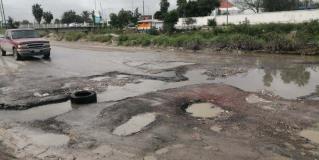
[
  {"left": 137, "top": 19, "right": 163, "bottom": 31},
  {"left": 212, "top": 0, "right": 241, "bottom": 16}
]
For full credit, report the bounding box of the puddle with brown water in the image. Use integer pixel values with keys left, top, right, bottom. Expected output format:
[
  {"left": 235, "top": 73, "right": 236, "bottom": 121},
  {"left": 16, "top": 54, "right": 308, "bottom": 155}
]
[{"left": 185, "top": 103, "right": 225, "bottom": 118}]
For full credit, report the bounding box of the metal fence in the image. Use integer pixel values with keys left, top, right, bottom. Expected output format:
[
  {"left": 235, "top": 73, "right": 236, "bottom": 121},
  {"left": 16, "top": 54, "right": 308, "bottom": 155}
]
[{"left": 18, "top": 23, "right": 97, "bottom": 29}]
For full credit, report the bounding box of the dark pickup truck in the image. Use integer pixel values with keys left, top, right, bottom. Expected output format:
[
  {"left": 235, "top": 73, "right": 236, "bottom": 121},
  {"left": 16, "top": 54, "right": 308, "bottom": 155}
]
[{"left": 0, "top": 29, "right": 51, "bottom": 60}]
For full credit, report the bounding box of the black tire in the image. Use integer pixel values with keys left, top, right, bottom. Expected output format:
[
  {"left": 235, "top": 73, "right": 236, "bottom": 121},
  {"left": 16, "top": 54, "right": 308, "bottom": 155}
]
[
  {"left": 43, "top": 52, "right": 50, "bottom": 59},
  {"left": 70, "top": 90, "right": 97, "bottom": 104},
  {"left": 1, "top": 49, "right": 6, "bottom": 56},
  {"left": 13, "top": 48, "right": 22, "bottom": 61}
]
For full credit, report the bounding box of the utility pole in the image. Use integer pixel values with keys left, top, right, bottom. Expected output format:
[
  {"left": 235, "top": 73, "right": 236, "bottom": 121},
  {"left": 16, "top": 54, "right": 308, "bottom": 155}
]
[
  {"left": 0, "top": 0, "right": 6, "bottom": 28},
  {"left": 143, "top": 0, "right": 145, "bottom": 16}
]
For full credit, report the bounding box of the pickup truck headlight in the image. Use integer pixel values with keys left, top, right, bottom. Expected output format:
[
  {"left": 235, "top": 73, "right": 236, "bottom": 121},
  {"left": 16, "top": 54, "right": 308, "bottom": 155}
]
[
  {"left": 43, "top": 43, "right": 50, "bottom": 47},
  {"left": 18, "top": 45, "right": 27, "bottom": 49}
]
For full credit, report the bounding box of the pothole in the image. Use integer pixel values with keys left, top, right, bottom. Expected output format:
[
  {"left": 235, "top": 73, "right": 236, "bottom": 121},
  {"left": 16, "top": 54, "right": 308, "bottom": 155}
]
[
  {"left": 184, "top": 103, "right": 225, "bottom": 118},
  {"left": 300, "top": 123, "right": 319, "bottom": 144},
  {"left": 112, "top": 113, "right": 156, "bottom": 136},
  {"left": 0, "top": 101, "right": 72, "bottom": 122}
]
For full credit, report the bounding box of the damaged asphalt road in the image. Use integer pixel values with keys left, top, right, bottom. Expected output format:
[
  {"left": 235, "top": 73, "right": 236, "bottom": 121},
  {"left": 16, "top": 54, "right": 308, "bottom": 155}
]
[{"left": 0, "top": 41, "right": 319, "bottom": 159}]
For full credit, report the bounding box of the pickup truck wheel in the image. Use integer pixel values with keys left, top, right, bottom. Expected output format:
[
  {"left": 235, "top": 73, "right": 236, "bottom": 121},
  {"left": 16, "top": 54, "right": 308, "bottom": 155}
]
[
  {"left": 43, "top": 52, "right": 50, "bottom": 59},
  {"left": 1, "top": 50, "right": 6, "bottom": 56},
  {"left": 13, "top": 48, "right": 22, "bottom": 61}
]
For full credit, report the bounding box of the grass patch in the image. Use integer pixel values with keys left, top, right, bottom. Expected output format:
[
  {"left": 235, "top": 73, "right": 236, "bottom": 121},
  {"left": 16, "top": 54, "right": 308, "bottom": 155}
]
[
  {"left": 54, "top": 21, "right": 319, "bottom": 54},
  {"left": 64, "top": 32, "right": 86, "bottom": 41}
]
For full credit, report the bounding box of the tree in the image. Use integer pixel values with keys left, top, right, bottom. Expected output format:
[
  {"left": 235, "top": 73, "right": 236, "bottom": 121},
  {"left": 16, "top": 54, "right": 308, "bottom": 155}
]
[
  {"left": 185, "top": 1, "right": 200, "bottom": 17},
  {"left": 7, "top": 17, "right": 14, "bottom": 29},
  {"left": 54, "top": 19, "right": 61, "bottom": 24},
  {"left": 118, "top": 9, "right": 134, "bottom": 28},
  {"left": 154, "top": 0, "right": 170, "bottom": 20},
  {"left": 263, "top": 0, "right": 299, "bottom": 12},
  {"left": 234, "top": 0, "right": 263, "bottom": 13},
  {"left": 61, "top": 10, "right": 77, "bottom": 24},
  {"left": 32, "top": 4, "right": 43, "bottom": 24},
  {"left": 132, "top": 8, "right": 141, "bottom": 24},
  {"left": 82, "top": 11, "right": 92, "bottom": 23},
  {"left": 109, "top": 9, "right": 139, "bottom": 28},
  {"left": 154, "top": 11, "right": 164, "bottom": 20},
  {"left": 43, "top": 11, "right": 53, "bottom": 24},
  {"left": 160, "top": 0, "right": 170, "bottom": 13},
  {"left": 7, "top": 17, "right": 19, "bottom": 29},
  {"left": 177, "top": 0, "right": 187, "bottom": 17},
  {"left": 109, "top": 13, "right": 119, "bottom": 28},
  {"left": 179, "top": 0, "right": 219, "bottom": 17},
  {"left": 163, "top": 10, "right": 179, "bottom": 33},
  {"left": 75, "top": 15, "right": 84, "bottom": 23},
  {"left": 21, "top": 20, "right": 30, "bottom": 25},
  {"left": 197, "top": 0, "right": 220, "bottom": 16}
]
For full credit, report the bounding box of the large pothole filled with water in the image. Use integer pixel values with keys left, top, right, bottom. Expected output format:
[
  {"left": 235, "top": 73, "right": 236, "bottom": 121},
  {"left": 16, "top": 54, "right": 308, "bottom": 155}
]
[{"left": 183, "top": 102, "right": 225, "bottom": 119}]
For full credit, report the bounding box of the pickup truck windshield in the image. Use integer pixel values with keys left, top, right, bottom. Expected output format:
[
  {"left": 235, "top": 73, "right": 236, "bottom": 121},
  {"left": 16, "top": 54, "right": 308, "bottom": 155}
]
[{"left": 11, "top": 30, "right": 39, "bottom": 39}]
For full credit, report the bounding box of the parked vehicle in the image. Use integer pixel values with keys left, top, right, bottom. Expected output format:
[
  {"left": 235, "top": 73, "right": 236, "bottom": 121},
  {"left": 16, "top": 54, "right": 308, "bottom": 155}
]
[{"left": 0, "top": 29, "right": 51, "bottom": 60}]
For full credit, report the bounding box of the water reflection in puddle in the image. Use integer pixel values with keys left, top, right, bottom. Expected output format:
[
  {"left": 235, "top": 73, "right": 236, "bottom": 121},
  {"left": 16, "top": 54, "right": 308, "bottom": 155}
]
[
  {"left": 186, "top": 103, "right": 224, "bottom": 118},
  {"left": 214, "top": 68, "right": 319, "bottom": 99},
  {"left": 98, "top": 70, "right": 209, "bottom": 102},
  {"left": 0, "top": 101, "right": 72, "bottom": 122}
]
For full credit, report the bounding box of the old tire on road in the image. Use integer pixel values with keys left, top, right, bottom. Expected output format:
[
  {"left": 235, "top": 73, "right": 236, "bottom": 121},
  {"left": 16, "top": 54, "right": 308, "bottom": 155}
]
[{"left": 70, "top": 90, "right": 97, "bottom": 104}]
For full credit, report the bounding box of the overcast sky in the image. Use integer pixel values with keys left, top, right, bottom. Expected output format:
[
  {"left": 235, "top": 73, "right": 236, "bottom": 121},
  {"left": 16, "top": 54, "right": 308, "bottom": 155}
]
[{"left": 3, "top": 0, "right": 177, "bottom": 22}]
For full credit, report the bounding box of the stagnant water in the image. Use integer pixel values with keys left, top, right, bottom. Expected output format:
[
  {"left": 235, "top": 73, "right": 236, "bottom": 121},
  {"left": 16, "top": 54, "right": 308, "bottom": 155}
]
[
  {"left": 185, "top": 103, "right": 225, "bottom": 118},
  {"left": 214, "top": 67, "right": 319, "bottom": 99}
]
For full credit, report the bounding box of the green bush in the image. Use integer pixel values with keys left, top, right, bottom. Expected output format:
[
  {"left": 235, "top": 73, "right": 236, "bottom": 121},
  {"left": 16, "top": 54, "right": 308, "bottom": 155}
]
[
  {"left": 262, "top": 32, "right": 298, "bottom": 51},
  {"left": 207, "top": 19, "right": 217, "bottom": 27},
  {"left": 87, "top": 34, "right": 113, "bottom": 42},
  {"left": 74, "top": 21, "right": 319, "bottom": 53},
  {"left": 64, "top": 32, "right": 86, "bottom": 41}
]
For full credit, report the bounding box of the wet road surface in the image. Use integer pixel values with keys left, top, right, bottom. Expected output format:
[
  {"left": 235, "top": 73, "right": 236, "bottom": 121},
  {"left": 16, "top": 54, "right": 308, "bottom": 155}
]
[{"left": 0, "top": 41, "right": 319, "bottom": 159}]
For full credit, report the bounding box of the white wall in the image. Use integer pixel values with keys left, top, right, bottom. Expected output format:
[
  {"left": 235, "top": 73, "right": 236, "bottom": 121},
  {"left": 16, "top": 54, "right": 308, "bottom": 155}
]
[{"left": 175, "top": 9, "right": 319, "bottom": 29}]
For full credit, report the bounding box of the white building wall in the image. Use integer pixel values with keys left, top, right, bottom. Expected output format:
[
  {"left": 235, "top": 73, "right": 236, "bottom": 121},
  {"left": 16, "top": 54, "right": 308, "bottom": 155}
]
[{"left": 175, "top": 9, "right": 319, "bottom": 29}]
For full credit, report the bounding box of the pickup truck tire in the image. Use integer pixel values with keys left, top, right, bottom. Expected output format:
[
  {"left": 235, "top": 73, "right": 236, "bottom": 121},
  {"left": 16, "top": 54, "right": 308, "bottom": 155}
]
[
  {"left": 43, "top": 52, "right": 50, "bottom": 59},
  {"left": 1, "top": 50, "right": 6, "bottom": 56},
  {"left": 13, "top": 48, "right": 22, "bottom": 61},
  {"left": 70, "top": 90, "right": 97, "bottom": 104}
]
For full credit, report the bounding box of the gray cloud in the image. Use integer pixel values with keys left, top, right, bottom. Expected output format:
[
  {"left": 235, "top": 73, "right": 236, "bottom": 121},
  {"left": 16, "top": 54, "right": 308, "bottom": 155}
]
[{"left": 3, "top": 0, "right": 176, "bottom": 22}]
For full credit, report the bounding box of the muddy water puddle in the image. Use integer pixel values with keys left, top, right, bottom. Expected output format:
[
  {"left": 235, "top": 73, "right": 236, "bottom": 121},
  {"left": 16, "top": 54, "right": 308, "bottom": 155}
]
[
  {"left": 112, "top": 113, "right": 156, "bottom": 136},
  {"left": 214, "top": 67, "right": 319, "bottom": 99},
  {"left": 98, "top": 69, "right": 210, "bottom": 102},
  {"left": 0, "top": 101, "right": 72, "bottom": 122},
  {"left": 185, "top": 103, "right": 225, "bottom": 118}
]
